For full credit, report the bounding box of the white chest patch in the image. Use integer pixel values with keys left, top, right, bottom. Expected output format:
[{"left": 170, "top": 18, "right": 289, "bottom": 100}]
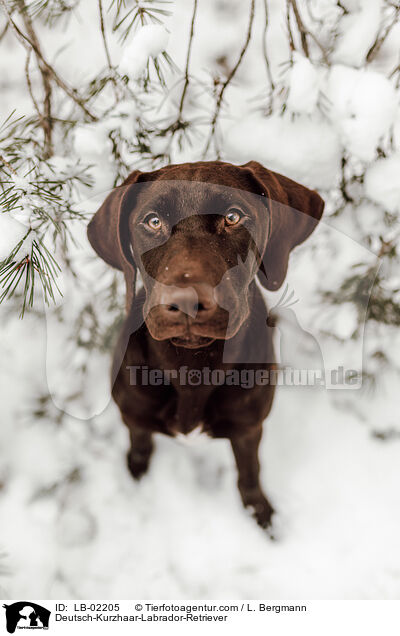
[{"left": 175, "top": 423, "right": 210, "bottom": 446}]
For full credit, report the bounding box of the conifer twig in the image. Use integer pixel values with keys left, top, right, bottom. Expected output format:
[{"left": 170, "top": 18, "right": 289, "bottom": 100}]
[
  {"left": 0, "top": 0, "right": 97, "bottom": 121},
  {"left": 203, "top": 0, "right": 255, "bottom": 158}
]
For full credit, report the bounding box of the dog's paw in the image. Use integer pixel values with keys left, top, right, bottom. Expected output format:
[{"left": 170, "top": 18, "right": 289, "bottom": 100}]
[
  {"left": 242, "top": 489, "right": 275, "bottom": 531},
  {"left": 251, "top": 498, "right": 275, "bottom": 532},
  {"left": 126, "top": 450, "right": 150, "bottom": 480}
]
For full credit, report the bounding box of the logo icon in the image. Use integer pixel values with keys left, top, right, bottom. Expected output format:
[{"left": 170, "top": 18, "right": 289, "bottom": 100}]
[{"left": 2, "top": 602, "right": 50, "bottom": 633}]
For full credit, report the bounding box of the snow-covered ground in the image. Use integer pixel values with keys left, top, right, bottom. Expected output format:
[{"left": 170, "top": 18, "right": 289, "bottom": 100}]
[
  {"left": 1, "top": 0, "right": 400, "bottom": 599},
  {"left": 1, "top": 308, "right": 400, "bottom": 599}
]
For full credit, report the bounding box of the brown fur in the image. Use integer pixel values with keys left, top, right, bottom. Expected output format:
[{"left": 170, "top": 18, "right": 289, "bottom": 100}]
[{"left": 87, "top": 161, "right": 324, "bottom": 528}]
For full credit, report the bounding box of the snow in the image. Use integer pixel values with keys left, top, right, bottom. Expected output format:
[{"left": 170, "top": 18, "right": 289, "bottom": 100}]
[
  {"left": 332, "top": 0, "right": 382, "bottom": 67},
  {"left": 1, "top": 0, "right": 400, "bottom": 602},
  {"left": 1, "top": 324, "right": 400, "bottom": 599},
  {"left": 329, "top": 302, "right": 359, "bottom": 340},
  {"left": 103, "top": 100, "right": 137, "bottom": 138},
  {"left": 326, "top": 65, "right": 397, "bottom": 161},
  {"left": 73, "top": 125, "right": 116, "bottom": 194},
  {"left": 11, "top": 175, "right": 32, "bottom": 193},
  {"left": 224, "top": 114, "right": 341, "bottom": 190},
  {"left": 365, "top": 153, "right": 400, "bottom": 213},
  {"left": 0, "top": 214, "right": 29, "bottom": 260},
  {"left": 286, "top": 53, "right": 320, "bottom": 115},
  {"left": 73, "top": 124, "right": 113, "bottom": 159},
  {"left": 119, "top": 25, "right": 169, "bottom": 80}
]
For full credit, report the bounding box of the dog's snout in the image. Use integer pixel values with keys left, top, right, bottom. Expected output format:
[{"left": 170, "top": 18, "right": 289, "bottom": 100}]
[{"left": 160, "top": 284, "right": 217, "bottom": 320}]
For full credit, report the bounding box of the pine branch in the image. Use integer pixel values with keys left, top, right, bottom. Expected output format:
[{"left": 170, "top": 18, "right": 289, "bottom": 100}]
[
  {"left": 111, "top": 0, "right": 172, "bottom": 43},
  {"left": 287, "top": 0, "right": 329, "bottom": 64},
  {"left": 98, "top": 0, "right": 113, "bottom": 71},
  {"left": 288, "top": 0, "right": 309, "bottom": 57},
  {"left": 177, "top": 0, "right": 198, "bottom": 120},
  {"left": 15, "top": 0, "right": 53, "bottom": 157},
  {"left": 262, "top": 0, "right": 275, "bottom": 113},
  {"left": 203, "top": 0, "right": 255, "bottom": 158},
  {"left": 366, "top": 4, "right": 400, "bottom": 62},
  {"left": 0, "top": 0, "right": 97, "bottom": 121},
  {"left": 24, "top": 0, "right": 78, "bottom": 25}
]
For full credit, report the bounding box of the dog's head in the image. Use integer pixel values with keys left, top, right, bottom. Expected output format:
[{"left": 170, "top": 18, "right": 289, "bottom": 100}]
[{"left": 88, "top": 161, "right": 324, "bottom": 348}]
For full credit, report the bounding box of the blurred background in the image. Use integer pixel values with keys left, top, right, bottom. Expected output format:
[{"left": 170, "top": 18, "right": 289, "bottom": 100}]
[{"left": 0, "top": 0, "right": 400, "bottom": 598}]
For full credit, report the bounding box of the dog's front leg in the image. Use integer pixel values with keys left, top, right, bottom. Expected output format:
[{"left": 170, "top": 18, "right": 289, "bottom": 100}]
[
  {"left": 230, "top": 427, "right": 274, "bottom": 529},
  {"left": 124, "top": 421, "right": 154, "bottom": 480}
]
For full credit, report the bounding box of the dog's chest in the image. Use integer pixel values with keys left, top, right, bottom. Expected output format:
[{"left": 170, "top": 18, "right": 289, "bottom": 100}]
[
  {"left": 174, "top": 422, "right": 210, "bottom": 446},
  {"left": 168, "top": 384, "right": 214, "bottom": 436}
]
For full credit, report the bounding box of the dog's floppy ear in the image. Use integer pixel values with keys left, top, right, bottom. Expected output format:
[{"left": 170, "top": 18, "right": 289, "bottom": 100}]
[
  {"left": 243, "top": 161, "right": 324, "bottom": 291},
  {"left": 87, "top": 170, "right": 142, "bottom": 313}
]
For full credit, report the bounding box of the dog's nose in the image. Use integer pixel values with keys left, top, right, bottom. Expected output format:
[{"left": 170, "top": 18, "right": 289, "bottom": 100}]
[{"left": 159, "top": 284, "right": 217, "bottom": 320}]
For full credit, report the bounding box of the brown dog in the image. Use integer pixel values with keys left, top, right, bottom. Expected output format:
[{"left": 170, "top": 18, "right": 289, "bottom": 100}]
[{"left": 87, "top": 161, "right": 324, "bottom": 528}]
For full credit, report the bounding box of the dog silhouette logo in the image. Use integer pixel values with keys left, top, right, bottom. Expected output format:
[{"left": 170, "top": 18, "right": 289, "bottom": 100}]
[
  {"left": 267, "top": 285, "right": 324, "bottom": 372},
  {"left": 2, "top": 602, "right": 50, "bottom": 633}
]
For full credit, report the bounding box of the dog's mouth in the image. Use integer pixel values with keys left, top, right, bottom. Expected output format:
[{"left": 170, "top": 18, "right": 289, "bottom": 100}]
[{"left": 170, "top": 335, "right": 216, "bottom": 349}]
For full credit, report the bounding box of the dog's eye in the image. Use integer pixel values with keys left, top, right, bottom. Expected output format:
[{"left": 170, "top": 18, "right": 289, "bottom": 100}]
[
  {"left": 225, "top": 208, "right": 243, "bottom": 226},
  {"left": 144, "top": 214, "right": 162, "bottom": 230}
]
